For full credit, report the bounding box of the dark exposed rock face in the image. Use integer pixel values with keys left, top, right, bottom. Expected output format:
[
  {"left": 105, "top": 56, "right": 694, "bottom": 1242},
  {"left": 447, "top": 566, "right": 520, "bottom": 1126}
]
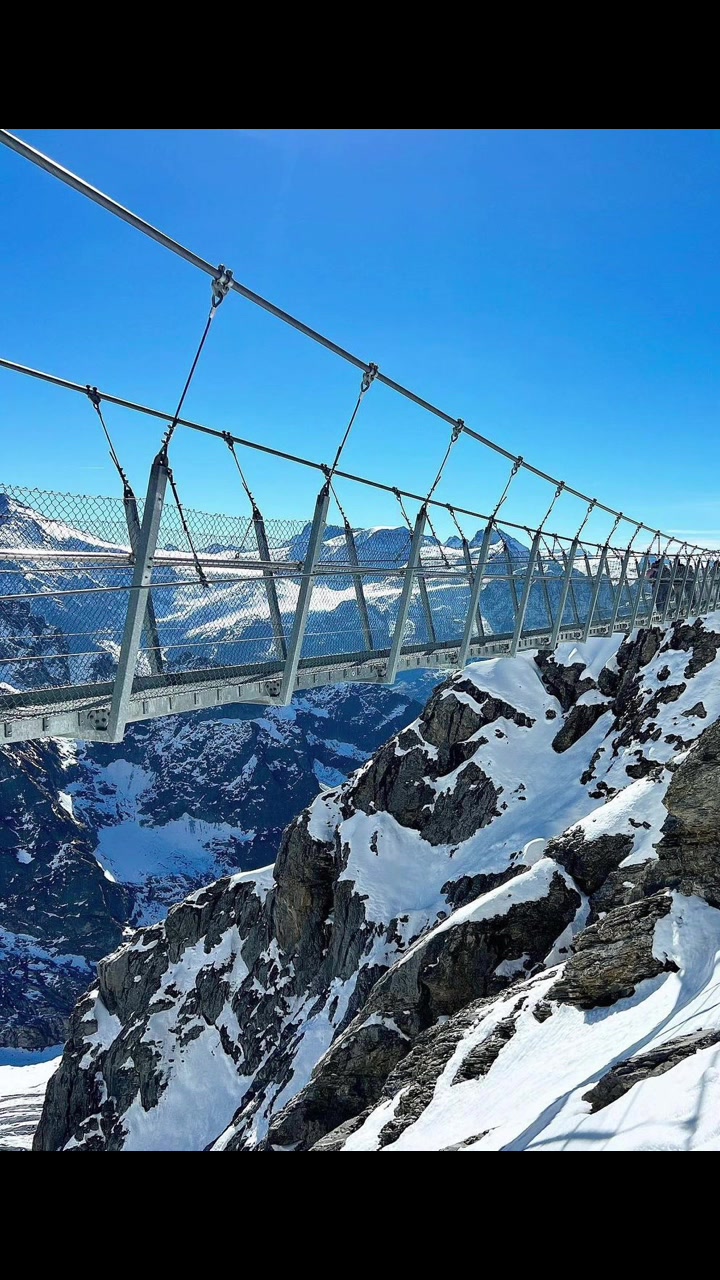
[
  {"left": 442, "top": 865, "right": 524, "bottom": 911},
  {"left": 587, "top": 861, "right": 647, "bottom": 924},
  {"left": 663, "top": 619, "right": 720, "bottom": 678},
  {"left": 546, "top": 828, "right": 634, "bottom": 897},
  {"left": 583, "top": 1030, "right": 720, "bottom": 1113},
  {"left": 552, "top": 702, "right": 610, "bottom": 754},
  {"left": 534, "top": 653, "right": 596, "bottom": 712},
  {"left": 31, "top": 617, "right": 720, "bottom": 1153},
  {"left": 266, "top": 872, "right": 580, "bottom": 1150},
  {"left": 550, "top": 893, "right": 676, "bottom": 1010},
  {"left": 346, "top": 682, "right": 519, "bottom": 845},
  {"left": 643, "top": 718, "right": 720, "bottom": 908},
  {"left": 272, "top": 812, "right": 338, "bottom": 967},
  {"left": 0, "top": 740, "right": 132, "bottom": 1048},
  {"left": 34, "top": 873, "right": 269, "bottom": 1152},
  {"left": 0, "top": 742, "right": 130, "bottom": 961},
  {"left": 450, "top": 1011, "right": 519, "bottom": 1084}
]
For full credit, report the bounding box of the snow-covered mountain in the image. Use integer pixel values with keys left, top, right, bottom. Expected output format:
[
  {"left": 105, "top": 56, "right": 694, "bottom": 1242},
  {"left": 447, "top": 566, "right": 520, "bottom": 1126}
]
[
  {"left": 0, "top": 673, "right": 440, "bottom": 1049},
  {"left": 34, "top": 613, "right": 720, "bottom": 1151}
]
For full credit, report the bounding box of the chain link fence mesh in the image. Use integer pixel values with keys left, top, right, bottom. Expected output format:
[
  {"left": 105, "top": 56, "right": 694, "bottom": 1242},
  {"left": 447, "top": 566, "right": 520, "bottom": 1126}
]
[{"left": 1, "top": 480, "right": 717, "bottom": 731}]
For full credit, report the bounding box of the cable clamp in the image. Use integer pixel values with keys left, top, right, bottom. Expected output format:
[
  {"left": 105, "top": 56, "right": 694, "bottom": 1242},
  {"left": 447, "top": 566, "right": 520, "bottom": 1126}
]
[
  {"left": 361, "top": 363, "right": 379, "bottom": 394},
  {"left": 85, "top": 385, "right": 102, "bottom": 409},
  {"left": 211, "top": 264, "right": 234, "bottom": 308},
  {"left": 452, "top": 419, "right": 464, "bottom": 443}
]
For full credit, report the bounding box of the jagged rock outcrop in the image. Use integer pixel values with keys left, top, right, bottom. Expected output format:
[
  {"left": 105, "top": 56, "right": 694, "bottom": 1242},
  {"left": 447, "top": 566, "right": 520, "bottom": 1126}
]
[
  {"left": 552, "top": 702, "right": 610, "bottom": 753},
  {"left": 643, "top": 718, "right": 720, "bottom": 907},
  {"left": 583, "top": 1029, "right": 720, "bottom": 1113},
  {"left": 0, "top": 739, "right": 131, "bottom": 1048},
  {"left": 33, "top": 615, "right": 720, "bottom": 1152},
  {"left": 264, "top": 865, "right": 580, "bottom": 1150},
  {"left": 546, "top": 828, "right": 634, "bottom": 897},
  {"left": 344, "top": 679, "right": 530, "bottom": 845},
  {"left": 550, "top": 893, "right": 677, "bottom": 1009},
  {"left": 1, "top": 675, "right": 438, "bottom": 1048},
  {"left": 534, "top": 652, "right": 596, "bottom": 711}
]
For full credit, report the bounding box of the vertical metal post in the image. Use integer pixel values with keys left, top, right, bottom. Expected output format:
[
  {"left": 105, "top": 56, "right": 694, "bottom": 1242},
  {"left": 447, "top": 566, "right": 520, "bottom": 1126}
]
[
  {"left": 550, "top": 536, "right": 580, "bottom": 648},
  {"left": 567, "top": 565, "right": 582, "bottom": 626},
  {"left": 342, "top": 521, "right": 373, "bottom": 652},
  {"left": 510, "top": 531, "right": 542, "bottom": 656},
  {"left": 660, "top": 552, "right": 683, "bottom": 625},
  {"left": 253, "top": 507, "right": 287, "bottom": 661},
  {"left": 607, "top": 546, "right": 633, "bottom": 632},
  {"left": 107, "top": 452, "right": 168, "bottom": 741},
  {"left": 675, "top": 555, "right": 694, "bottom": 621},
  {"left": 461, "top": 536, "right": 485, "bottom": 640},
  {"left": 698, "top": 558, "right": 716, "bottom": 615},
  {"left": 457, "top": 522, "right": 494, "bottom": 668},
  {"left": 582, "top": 544, "right": 609, "bottom": 643},
  {"left": 278, "top": 483, "right": 330, "bottom": 704},
  {"left": 626, "top": 545, "right": 655, "bottom": 634},
  {"left": 537, "top": 539, "right": 555, "bottom": 634},
  {"left": 123, "top": 487, "right": 163, "bottom": 676},
  {"left": 504, "top": 543, "right": 520, "bottom": 615},
  {"left": 709, "top": 558, "right": 720, "bottom": 612},
  {"left": 690, "top": 556, "right": 710, "bottom": 617},
  {"left": 386, "top": 505, "right": 428, "bottom": 685},
  {"left": 646, "top": 544, "right": 672, "bottom": 624},
  {"left": 417, "top": 575, "right": 437, "bottom": 646}
]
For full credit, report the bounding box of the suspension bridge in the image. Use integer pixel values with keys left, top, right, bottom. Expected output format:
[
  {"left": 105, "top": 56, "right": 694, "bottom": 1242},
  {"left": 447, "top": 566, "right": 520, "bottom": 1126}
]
[{"left": 1, "top": 130, "right": 717, "bottom": 746}]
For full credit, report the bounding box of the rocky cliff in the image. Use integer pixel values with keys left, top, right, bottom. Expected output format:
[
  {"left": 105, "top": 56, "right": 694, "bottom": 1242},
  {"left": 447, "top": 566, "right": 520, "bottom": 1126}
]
[
  {"left": 35, "top": 615, "right": 720, "bottom": 1151},
  {"left": 0, "top": 675, "right": 438, "bottom": 1048}
]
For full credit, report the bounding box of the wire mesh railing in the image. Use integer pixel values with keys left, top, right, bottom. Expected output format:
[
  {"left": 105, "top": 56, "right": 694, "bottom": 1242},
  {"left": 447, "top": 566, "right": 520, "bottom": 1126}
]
[{"left": 2, "top": 471, "right": 719, "bottom": 744}]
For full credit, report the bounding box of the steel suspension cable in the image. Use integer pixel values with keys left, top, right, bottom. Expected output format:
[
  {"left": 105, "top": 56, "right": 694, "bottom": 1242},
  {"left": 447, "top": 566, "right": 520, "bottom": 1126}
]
[
  {"left": 575, "top": 497, "right": 597, "bottom": 541},
  {"left": 490, "top": 456, "right": 523, "bottom": 523},
  {"left": 425, "top": 421, "right": 464, "bottom": 504},
  {"left": 329, "top": 480, "right": 351, "bottom": 529},
  {"left": 0, "top": 128, "right": 678, "bottom": 541},
  {"left": 224, "top": 434, "right": 260, "bottom": 513},
  {"left": 85, "top": 386, "right": 133, "bottom": 495},
  {"left": 424, "top": 508, "right": 453, "bottom": 570},
  {"left": 327, "top": 364, "right": 378, "bottom": 479},
  {"left": 160, "top": 266, "right": 233, "bottom": 454},
  {"left": 157, "top": 268, "right": 233, "bottom": 589},
  {"left": 1, "top": 352, "right": 709, "bottom": 556},
  {"left": 165, "top": 464, "right": 209, "bottom": 589},
  {"left": 447, "top": 505, "right": 468, "bottom": 544},
  {"left": 392, "top": 488, "right": 414, "bottom": 533}
]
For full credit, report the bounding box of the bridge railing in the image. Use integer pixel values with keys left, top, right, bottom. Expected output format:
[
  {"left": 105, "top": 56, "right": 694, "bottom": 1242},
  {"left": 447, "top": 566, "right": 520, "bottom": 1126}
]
[{"left": 2, "top": 468, "right": 719, "bottom": 744}]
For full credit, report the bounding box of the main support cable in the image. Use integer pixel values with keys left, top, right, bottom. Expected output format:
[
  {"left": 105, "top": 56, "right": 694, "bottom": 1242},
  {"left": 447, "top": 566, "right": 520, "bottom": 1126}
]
[
  {"left": 0, "top": 128, "right": 680, "bottom": 539},
  {"left": 1, "top": 353, "right": 709, "bottom": 554}
]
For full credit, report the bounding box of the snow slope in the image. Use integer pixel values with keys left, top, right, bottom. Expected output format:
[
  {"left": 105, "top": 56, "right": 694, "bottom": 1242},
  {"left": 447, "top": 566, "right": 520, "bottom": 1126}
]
[
  {"left": 0, "top": 1048, "right": 62, "bottom": 1151},
  {"left": 35, "top": 612, "right": 720, "bottom": 1151}
]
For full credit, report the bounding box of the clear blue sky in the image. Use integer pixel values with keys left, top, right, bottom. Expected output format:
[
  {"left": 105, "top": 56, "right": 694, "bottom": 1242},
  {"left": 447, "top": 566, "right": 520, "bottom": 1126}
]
[{"left": 1, "top": 128, "right": 719, "bottom": 547}]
